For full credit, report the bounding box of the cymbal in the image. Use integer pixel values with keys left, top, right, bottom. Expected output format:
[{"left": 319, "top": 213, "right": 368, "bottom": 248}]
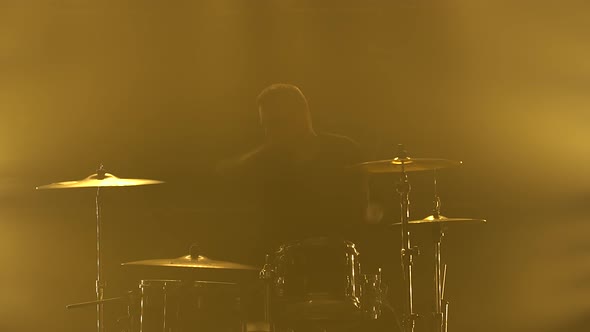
[
  {"left": 393, "top": 215, "right": 486, "bottom": 226},
  {"left": 356, "top": 157, "right": 462, "bottom": 173},
  {"left": 36, "top": 172, "right": 164, "bottom": 189},
  {"left": 121, "top": 255, "right": 259, "bottom": 271}
]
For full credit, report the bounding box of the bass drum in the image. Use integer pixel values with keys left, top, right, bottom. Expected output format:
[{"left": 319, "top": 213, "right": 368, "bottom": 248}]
[
  {"left": 271, "top": 237, "right": 362, "bottom": 321},
  {"left": 138, "top": 279, "right": 244, "bottom": 332}
]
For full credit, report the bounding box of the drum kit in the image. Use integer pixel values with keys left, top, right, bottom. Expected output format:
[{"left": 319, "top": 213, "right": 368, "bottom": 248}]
[{"left": 37, "top": 145, "right": 485, "bottom": 332}]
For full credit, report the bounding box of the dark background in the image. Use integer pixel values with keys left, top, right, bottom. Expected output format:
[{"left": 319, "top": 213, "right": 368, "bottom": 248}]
[{"left": 1, "top": 1, "right": 589, "bottom": 331}]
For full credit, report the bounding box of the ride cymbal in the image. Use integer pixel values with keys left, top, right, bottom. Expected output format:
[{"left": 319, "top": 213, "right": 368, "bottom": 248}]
[
  {"left": 121, "top": 255, "right": 259, "bottom": 271},
  {"left": 36, "top": 172, "right": 164, "bottom": 189},
  {"left": 356, "top": 157, "right": 462, "bottom": 173},
  {"left": 393, "top": 215, "right": 486, "bottom": 226}
]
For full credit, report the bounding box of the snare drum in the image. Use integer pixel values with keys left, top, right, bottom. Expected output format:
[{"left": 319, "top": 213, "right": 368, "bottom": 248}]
[
  {"left": 138, "top": 279, "right": 243, "bottom": 332},
  {"left": 271, "top": 237, "right": 362, "bottom": 321}
]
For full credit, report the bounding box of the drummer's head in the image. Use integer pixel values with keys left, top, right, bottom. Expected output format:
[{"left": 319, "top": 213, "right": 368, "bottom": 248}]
[{"left": 257, "top": 84, "right": 315, "bottom": 143}]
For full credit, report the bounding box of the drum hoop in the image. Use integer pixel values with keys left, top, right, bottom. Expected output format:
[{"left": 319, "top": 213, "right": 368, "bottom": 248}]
[
  {"left": 275, "top": 237, "right": 359, "bottom": 255},
  {"left": 139, "top": 279, "right": 238, "bottom": 289}
]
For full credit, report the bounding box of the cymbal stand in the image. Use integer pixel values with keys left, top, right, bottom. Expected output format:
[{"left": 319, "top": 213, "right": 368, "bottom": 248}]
[
  {"left": 66, "top": 164, "right": 107, "bottom": 332},
  {"left": 396, "top": 145, "right": 418, "bottom": 332},
  {"left": 259, "top": 254, "right": 275, "bottom": 332},
  {"left": 95, "top": 164, "right": 106, "bottom": 332},
  {"left": 431, "top": 171, "right": 448, "bottom": 332}
]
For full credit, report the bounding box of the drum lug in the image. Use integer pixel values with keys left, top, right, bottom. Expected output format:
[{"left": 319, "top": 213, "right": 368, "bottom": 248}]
[
  {"left": 361, "top": 268, "right": 383, "bottom": 320},
  {"left": 259, "top": 254, "right": 275, "bottom": 280}
]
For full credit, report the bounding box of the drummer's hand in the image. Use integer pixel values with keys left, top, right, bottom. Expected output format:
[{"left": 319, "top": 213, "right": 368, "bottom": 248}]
[{"left": 365, "top": 202, "right": 384, "bottom": 224}]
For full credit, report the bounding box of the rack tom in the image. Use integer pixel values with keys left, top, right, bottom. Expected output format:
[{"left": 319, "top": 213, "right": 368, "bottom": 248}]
[{"left": 270, "top": 237, "right": 362, "bottom": 321}]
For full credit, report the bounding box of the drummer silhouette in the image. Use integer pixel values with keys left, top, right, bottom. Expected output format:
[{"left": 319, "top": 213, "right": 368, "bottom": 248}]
[
  {"left": 215, "top": 84, "right": 390, "bottom": 332},
  {"left": 218, "top": 83, "right": 369, "bottom": 259}
]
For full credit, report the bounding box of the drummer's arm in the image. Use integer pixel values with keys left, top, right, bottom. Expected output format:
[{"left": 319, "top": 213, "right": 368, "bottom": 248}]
[
  {"left": 348, "top": 147, "right": 382, "bottom": 225},
  {"left": 362, "top": 173, "right": 383, "bottom": 224},
  {"left": 215, "top": 144, "right": 268, "bottom": 176}
]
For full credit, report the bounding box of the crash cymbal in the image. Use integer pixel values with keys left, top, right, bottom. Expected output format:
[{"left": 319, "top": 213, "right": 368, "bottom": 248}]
[
  {"left": 356, "top": 157, "right": 462, "bottom": 173},
  {"left": 393, "top": 215, "right": 486, "bottom": 226},
  {"left": 121, "top": 255, "right": 259, "bottom": 271},
  {"left": 36, "top": 172, "right": 164, "bottom": 189}
]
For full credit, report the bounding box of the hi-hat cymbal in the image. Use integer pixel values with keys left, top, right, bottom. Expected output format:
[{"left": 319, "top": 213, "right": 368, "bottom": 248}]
[
  {"left": 356, "top": 157, "right": 462, "bottom": 173},
  {"left": 36, "top": 172, "right": 164, "bottom": 189},
  {"left": 393, "top": 215, "right": 486, "bottom": 226},
  {"left": 121, "top": 255, "right": 259, "bottom": 271}
]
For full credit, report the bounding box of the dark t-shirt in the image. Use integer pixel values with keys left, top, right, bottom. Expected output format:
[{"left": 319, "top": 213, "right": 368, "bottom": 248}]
[{"left": 220, "top": 133, "right": 366, "bottom": 262}]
